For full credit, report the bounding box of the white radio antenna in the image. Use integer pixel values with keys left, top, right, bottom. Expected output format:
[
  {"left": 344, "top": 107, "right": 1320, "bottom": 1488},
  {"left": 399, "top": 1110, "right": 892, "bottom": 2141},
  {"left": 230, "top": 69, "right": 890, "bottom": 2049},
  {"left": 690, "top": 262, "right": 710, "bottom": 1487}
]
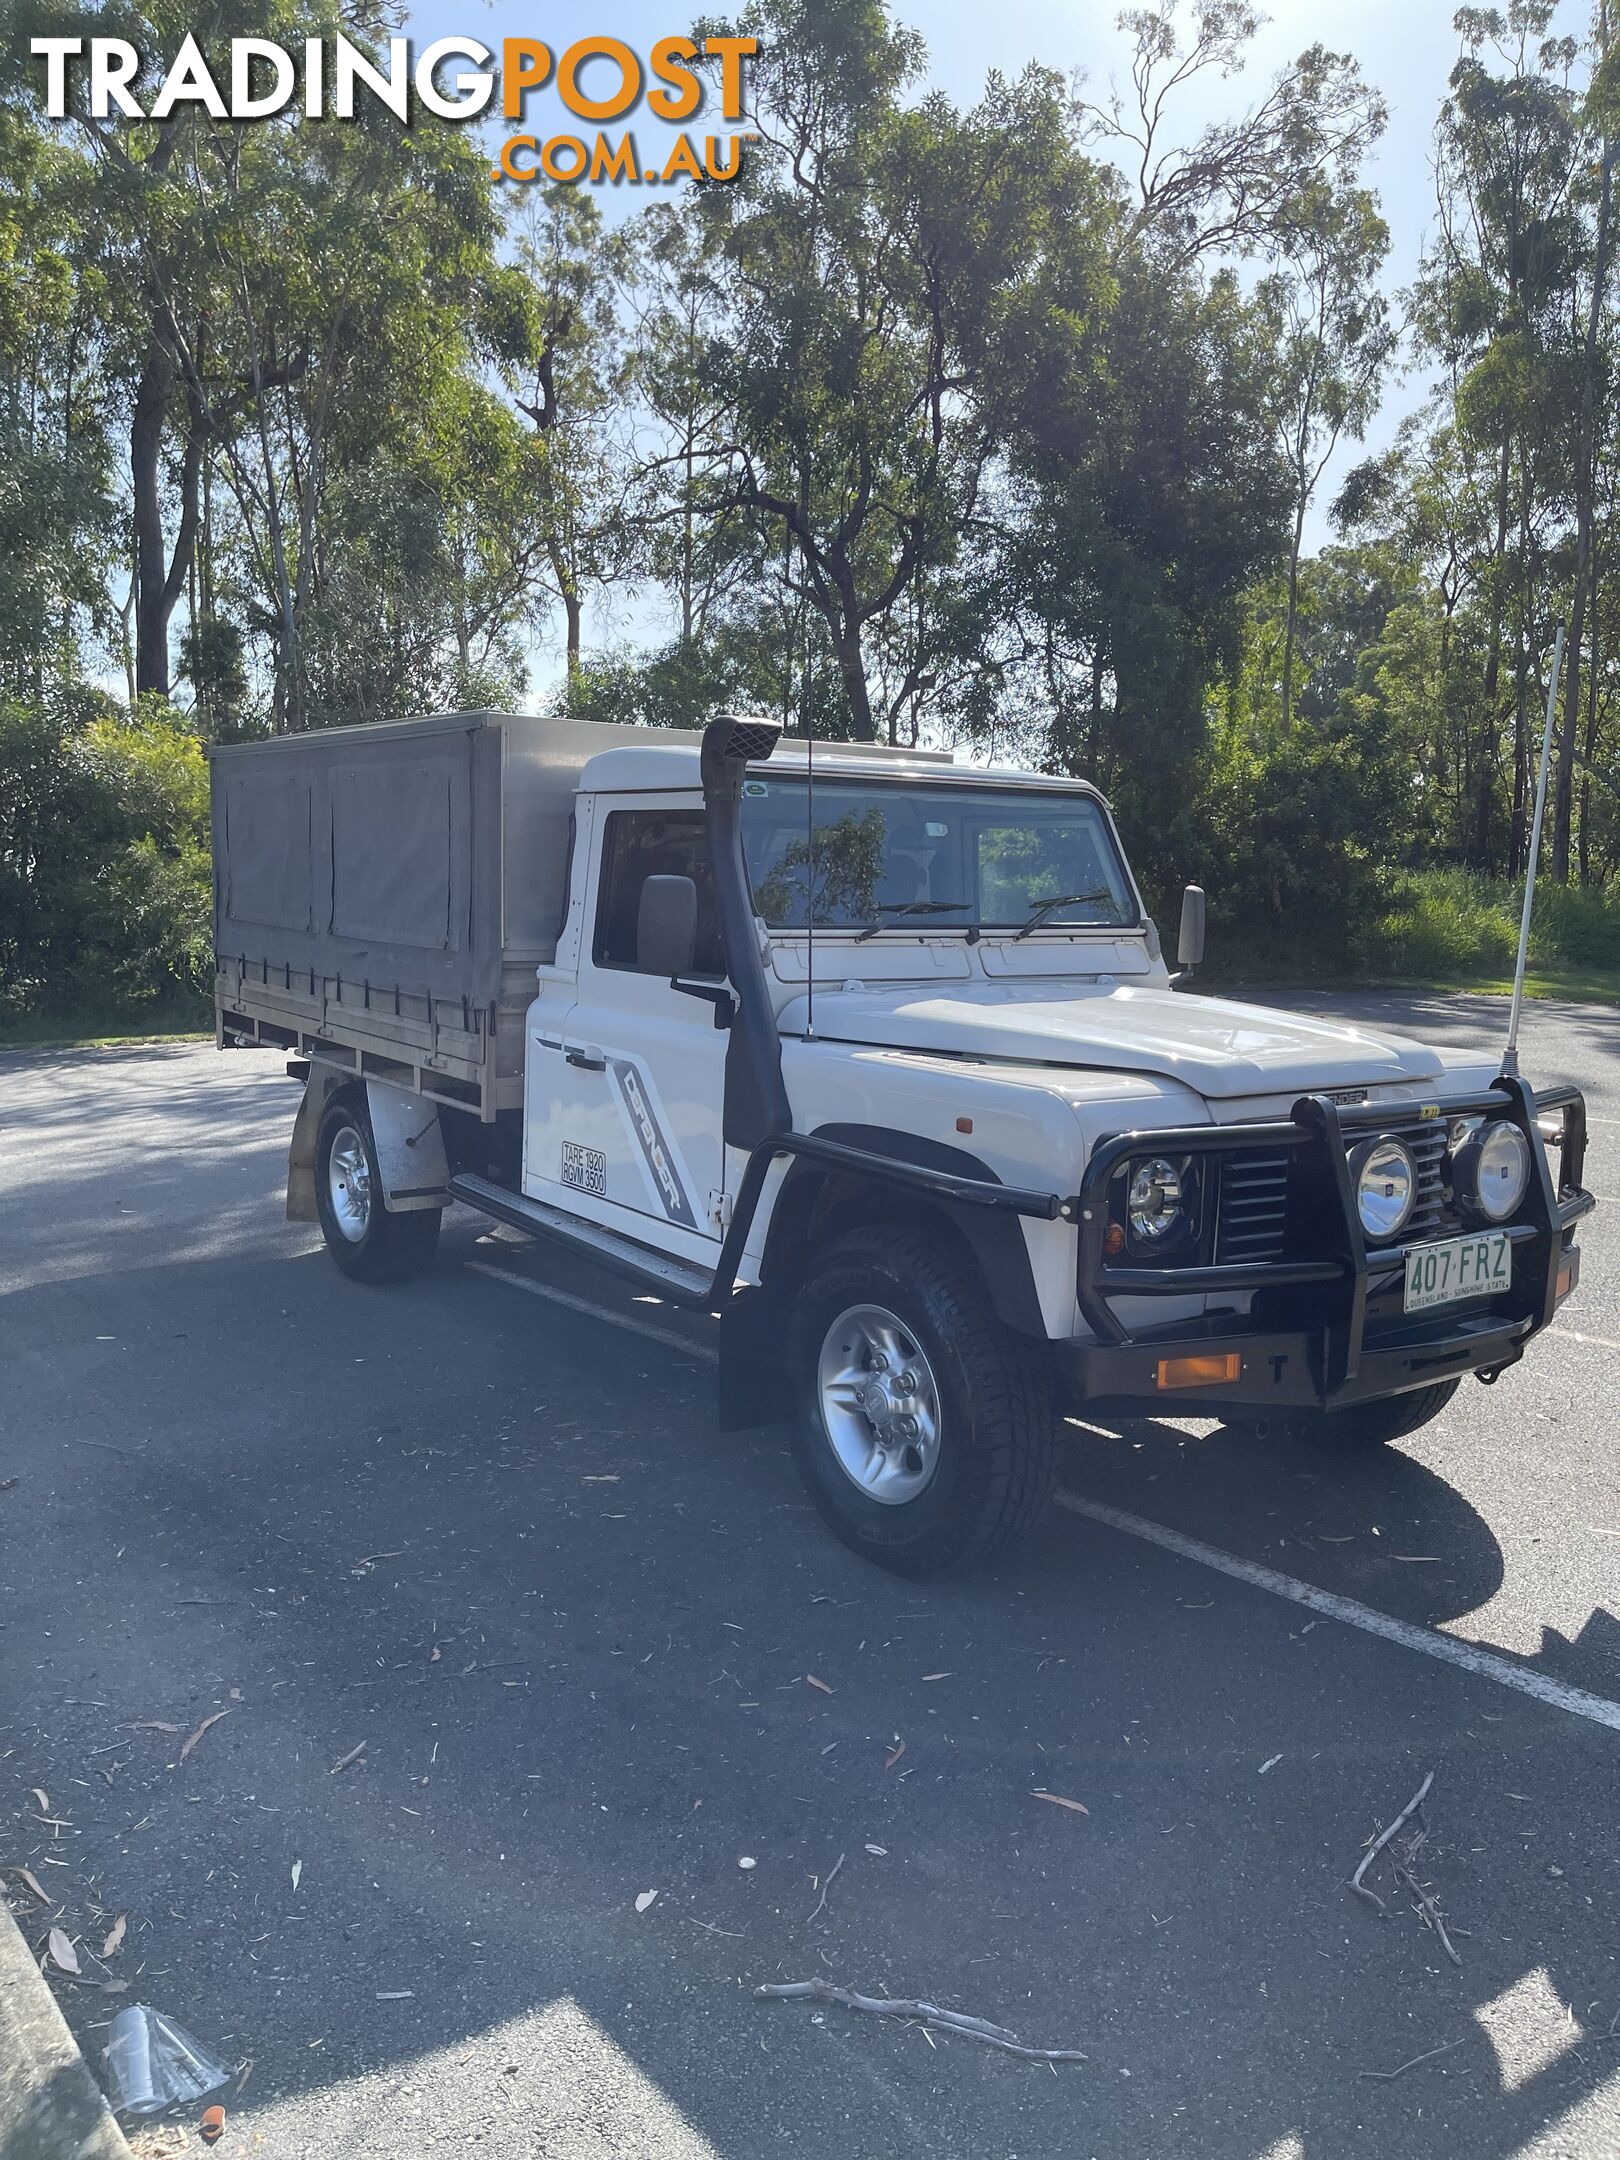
[{"left": 1503, "top": 621, "right": 1566, "bottom": 1079}]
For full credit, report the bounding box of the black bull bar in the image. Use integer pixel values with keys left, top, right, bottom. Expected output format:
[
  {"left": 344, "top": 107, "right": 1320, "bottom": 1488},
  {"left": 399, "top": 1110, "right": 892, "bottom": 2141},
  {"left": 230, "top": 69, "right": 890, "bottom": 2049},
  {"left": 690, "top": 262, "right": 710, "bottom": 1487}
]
[{"left": 1064, "top": 1075, "right": 1594, "bottom": 1415}]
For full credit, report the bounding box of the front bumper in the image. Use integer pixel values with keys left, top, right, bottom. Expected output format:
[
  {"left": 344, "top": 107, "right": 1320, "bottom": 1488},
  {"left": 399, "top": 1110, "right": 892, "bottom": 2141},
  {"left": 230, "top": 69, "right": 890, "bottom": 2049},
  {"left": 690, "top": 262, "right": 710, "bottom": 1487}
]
[{"left": 1062, "top": 1075, "right": 1593, "bottom": 1418}]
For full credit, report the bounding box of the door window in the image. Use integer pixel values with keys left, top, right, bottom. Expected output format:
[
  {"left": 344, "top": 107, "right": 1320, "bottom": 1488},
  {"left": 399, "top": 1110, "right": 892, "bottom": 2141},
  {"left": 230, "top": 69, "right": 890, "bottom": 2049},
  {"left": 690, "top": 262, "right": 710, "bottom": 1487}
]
[{"left": 593, "top": 810, "right": 726, "bottom": 975}]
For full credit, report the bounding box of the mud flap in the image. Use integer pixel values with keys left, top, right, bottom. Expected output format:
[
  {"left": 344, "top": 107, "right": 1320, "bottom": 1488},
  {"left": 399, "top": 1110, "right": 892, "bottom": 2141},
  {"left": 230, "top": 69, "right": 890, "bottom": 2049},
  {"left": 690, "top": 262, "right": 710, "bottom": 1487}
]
[
  {"left": 717, "top": 1285, "right": 790, "bottom": 1431},
  {"left": 365, "top": 1081, "right": 451, "bottom": 1213},
  {"left": 286, "top": 1071, "right": 334, "bottom": 1222}
]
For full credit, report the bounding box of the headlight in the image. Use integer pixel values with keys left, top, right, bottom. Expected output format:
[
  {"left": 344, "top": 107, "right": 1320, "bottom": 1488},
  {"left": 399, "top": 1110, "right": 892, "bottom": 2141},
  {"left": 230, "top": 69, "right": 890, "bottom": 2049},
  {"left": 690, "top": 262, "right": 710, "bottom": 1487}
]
[
  {"left": 1351, "top": 1136, "right": 1416, "bottom": 1241},
  {"left": 1455, "top": 1119, "right": 1530, "bottom": 1223},
  {"left": 1127, "top": 1156, "right": 1186, "bottom": 1244}
]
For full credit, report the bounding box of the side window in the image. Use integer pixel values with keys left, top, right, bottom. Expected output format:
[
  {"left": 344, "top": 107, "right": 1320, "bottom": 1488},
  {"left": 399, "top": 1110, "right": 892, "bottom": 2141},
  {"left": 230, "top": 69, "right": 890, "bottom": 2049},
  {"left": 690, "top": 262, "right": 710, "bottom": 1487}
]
[{"left": 593, "top": 810, "right": 726, "bottom": 975}]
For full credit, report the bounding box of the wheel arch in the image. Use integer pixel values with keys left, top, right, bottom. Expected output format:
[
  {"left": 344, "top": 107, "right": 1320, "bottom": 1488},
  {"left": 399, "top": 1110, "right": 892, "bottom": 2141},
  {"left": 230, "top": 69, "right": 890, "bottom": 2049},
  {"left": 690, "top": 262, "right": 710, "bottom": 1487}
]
[
  {"left": 761, "top": 1124, "right": 1045, "bottom": 1338},
  {"left": 719, "top": 1124, "right": 1047, "bottom": 1434}
]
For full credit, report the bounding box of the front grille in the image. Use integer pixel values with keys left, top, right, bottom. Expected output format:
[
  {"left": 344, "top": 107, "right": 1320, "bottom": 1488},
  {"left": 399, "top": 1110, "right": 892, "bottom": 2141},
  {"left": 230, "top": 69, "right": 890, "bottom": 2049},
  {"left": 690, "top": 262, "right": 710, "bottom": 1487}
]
[
  {"left": 1215, "top": 1149, "right": 1290, "bottom": 1264},
  {"left": 1211, "top": 1120, "right": 1456, "bottom": 1269}
]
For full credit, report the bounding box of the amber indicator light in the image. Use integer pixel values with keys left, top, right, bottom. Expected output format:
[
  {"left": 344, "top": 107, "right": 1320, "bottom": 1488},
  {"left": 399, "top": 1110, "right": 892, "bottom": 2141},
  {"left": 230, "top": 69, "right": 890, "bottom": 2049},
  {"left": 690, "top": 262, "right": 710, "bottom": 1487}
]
[{"left": 1155, "top": 1352, "right": 1242, "bottom": 1391}]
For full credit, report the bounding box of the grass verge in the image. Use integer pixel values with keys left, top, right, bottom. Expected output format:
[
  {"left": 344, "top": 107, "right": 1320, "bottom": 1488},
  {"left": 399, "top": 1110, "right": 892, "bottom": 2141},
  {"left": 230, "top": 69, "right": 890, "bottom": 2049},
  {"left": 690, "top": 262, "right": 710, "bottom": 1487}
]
[{"left": 0, "top": 998, "right": 213, "bottom": 1051}]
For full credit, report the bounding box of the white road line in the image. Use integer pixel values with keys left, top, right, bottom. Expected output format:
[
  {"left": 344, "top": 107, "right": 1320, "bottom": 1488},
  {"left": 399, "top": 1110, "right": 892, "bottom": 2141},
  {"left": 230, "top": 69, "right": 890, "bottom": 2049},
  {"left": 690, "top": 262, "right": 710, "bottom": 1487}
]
[
  {"left": 467, "top": 1249, "right": 1620, "bottom": 1733},
  {"left": 465, "top": 1260, "right": 718, "bottom": 1363},
  {"left": 1053, "top": 1491, "right": 1620, "bottom": 1734},
  {"left": 1550, "top": 1326, "right": 1620, "bottom": 1352}
]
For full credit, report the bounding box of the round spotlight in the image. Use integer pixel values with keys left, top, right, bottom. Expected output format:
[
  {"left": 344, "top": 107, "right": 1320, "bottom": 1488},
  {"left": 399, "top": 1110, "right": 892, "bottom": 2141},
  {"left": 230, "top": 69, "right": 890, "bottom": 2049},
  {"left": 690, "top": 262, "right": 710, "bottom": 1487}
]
[
  {"left": 1127, "top": 1156, "right": 1185, "bottom": 1245},
  {"left": 1456, "top": 1119, "right": 1530, "bottom": 1223},
  {"left": 1351, "top": 1135, "right": 1416, "bottom": 1242}
]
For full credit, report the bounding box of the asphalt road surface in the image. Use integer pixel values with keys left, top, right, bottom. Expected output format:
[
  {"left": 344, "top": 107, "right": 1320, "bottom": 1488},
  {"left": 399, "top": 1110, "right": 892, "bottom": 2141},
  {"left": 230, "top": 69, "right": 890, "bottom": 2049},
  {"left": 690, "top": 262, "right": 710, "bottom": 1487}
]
[{"left": 2, "top": 991, "right": 1617, "bottom": 2160}]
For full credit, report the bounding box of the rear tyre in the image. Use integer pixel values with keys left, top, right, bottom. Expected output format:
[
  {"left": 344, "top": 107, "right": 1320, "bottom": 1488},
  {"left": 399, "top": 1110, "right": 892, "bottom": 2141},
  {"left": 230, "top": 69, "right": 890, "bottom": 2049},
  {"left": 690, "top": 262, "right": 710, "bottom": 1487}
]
[
  {"left": 786, "top": 1226, "right": 1057, "bottom": 1576},
  {"left": 1243, "top": 1377, "right": 1461, "bottom": 1450},
  {"left": 314, "top": 1093, "right": 441, "bottom": 1285}
]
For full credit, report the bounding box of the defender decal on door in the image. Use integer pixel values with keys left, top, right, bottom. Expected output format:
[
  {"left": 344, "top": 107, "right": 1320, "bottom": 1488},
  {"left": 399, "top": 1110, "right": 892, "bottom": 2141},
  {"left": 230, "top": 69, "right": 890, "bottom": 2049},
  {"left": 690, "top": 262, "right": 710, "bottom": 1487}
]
[{"left": 609, "top": 1059, "right": 700, "bottom": 1230}]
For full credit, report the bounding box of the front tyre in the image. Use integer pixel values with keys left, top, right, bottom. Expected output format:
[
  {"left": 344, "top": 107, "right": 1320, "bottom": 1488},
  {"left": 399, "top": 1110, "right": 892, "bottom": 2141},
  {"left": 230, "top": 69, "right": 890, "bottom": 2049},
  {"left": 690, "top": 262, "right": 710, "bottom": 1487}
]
[
  {"left": 787, "top": 1227, "right": 1057, "bottom": 1576},
  {"left": 314, "top": 1093, "right": 441, "bottom": 1285}
]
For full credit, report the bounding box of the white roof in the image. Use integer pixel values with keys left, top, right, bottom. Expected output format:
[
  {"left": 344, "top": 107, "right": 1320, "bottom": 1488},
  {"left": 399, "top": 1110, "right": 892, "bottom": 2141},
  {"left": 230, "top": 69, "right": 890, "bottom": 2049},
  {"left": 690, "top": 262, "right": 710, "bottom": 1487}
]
[{"left": 577, "top": 734, "right": 1106, "bottom": 801}]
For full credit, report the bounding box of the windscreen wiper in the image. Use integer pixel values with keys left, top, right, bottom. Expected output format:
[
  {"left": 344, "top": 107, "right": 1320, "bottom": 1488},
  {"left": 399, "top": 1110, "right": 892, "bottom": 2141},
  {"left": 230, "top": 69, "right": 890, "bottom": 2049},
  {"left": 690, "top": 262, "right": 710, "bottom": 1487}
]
[
  {"left": 1011, "top": 889, "right": 1116, "bottom": 940},
  {"left": 853, "top": 899, "right": 971, "bottom": 943}
]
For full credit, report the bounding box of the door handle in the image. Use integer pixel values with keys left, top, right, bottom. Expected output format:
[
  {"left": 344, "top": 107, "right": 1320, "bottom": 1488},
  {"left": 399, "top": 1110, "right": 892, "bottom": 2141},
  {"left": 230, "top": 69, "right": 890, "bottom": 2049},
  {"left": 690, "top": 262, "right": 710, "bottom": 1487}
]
[{"left": 564, "top": 1047, "right": 606, "bottom": 1072}]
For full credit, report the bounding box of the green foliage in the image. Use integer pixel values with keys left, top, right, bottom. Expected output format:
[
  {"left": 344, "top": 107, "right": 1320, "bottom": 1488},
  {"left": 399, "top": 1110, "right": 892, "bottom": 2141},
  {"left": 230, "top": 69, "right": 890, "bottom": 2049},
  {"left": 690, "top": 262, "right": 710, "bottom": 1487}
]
[
  {"left": 4, "top": 0, "right": 1620, "bottom": 1022},
  {"left": 1363, "top": 869, "right": 1620, "bottom": 983},
  {"left": 0, "top": 693, "right": 212, "bottom": 1017}
]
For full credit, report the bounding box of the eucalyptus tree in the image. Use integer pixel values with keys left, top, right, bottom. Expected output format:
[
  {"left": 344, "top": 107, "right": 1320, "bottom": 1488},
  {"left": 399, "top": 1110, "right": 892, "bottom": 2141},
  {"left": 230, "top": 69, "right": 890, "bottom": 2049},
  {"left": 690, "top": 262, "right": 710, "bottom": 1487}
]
[
  {"left": 1257, "top": 182, "right": 1396, "bottom": 728},
  {"left": 685, "top": 0, "right": 1114, "bottom": 742},
  {"left": 1412, "top": 1, "right": 1587, "bottom": 869},
  {"left": 508, "top": 184, "right": 647, "bottom": 685},
  {"left": 1079, "top": 0, "right": 1387, "bottom": 267}
]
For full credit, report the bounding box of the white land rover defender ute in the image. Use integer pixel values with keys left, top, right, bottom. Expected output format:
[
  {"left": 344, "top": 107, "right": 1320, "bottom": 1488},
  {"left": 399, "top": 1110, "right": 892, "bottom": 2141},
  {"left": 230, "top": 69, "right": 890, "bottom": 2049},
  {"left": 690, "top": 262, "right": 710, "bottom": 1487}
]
[{"left": 213, "top": 712, "right": 1595, "bottom": 1575}]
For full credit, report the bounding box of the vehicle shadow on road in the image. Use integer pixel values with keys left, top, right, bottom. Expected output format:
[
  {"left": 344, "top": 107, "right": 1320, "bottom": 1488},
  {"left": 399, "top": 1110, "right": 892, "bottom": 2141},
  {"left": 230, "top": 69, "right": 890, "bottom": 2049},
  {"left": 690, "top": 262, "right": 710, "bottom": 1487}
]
[{"left": 1055, "top": 1411, "right": 1508, "bottom": 1628}]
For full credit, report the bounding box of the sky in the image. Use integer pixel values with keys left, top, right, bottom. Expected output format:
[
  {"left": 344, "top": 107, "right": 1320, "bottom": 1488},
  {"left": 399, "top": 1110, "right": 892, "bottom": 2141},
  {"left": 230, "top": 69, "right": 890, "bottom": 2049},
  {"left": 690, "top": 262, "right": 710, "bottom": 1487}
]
[{"left": 399, "top": 0, "right": 1591, "bottom": 682}]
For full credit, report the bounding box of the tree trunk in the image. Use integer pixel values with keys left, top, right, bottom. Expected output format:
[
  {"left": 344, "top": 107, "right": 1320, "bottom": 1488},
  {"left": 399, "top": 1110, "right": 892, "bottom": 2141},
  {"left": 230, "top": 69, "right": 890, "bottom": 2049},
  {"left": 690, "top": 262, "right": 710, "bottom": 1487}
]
[
  {"left": 1280, "top": 495, "right": 1306, "bottom": 729},
  {"left": 132, "top": 325, "right": 205, "bottom": 704},
  {"left": 1555, "top": 35, "right": 1613, "bottom": 881},
  {"left": 832, "top": 619, "right": 876, "bottom": 741},
  {"left": 131, "top": 336, "right": 173, "bottom": 698},
  {"left": 1089, "top": 650, "right": 1105, "bottom": 784},
  {"left": 1557, "top": 574, "right": 1592, "bottom": 883},
  {"left": 1470, "top": 435, "right": 1513, "bottom": 870},
  {"left": 1579, "top": 605, "right": 1601, "bottom": 883},
  {"left": 545, "top": 537, "right": 583, "bottom": 683}
]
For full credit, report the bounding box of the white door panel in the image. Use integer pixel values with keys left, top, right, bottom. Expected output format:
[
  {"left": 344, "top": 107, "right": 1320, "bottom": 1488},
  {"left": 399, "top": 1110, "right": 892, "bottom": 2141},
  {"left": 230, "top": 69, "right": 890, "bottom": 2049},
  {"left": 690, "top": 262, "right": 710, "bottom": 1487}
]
[{"left": 524, "top": 796, "right": 728, "bottom": 1245}]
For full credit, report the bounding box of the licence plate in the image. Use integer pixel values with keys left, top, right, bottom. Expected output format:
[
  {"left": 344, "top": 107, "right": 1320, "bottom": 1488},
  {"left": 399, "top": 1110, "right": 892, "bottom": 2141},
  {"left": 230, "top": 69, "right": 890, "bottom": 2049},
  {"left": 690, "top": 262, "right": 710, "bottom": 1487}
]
[{"left": 1403, "top": 1231, "right": 1511, "bottom": 1313}]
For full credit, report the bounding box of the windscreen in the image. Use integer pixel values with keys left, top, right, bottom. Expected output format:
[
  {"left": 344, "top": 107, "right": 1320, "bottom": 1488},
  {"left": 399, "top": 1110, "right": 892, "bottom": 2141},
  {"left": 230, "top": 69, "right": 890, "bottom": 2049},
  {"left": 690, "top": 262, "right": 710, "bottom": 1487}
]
[{"left": 739, "top": 778, "right": 1136, "bottom": 935}]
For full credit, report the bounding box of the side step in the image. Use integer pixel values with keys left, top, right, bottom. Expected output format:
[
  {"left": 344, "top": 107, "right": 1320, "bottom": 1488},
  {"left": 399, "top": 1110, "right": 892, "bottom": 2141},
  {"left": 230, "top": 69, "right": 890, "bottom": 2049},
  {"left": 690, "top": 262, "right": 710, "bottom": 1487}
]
[{"left": 448, "top": 1173, "right": 715, "bottom": 1306}]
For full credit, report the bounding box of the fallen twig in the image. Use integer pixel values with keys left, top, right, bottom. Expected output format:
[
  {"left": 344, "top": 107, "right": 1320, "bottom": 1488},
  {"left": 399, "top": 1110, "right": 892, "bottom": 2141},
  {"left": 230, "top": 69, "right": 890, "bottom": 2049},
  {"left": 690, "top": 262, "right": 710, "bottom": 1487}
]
[
  {"left": 1358, "top": 2039, "right": 1462, "bottom": 2082},
  {"left": 1394, "top": 1859, "right": 1462, "bottom": 1968},
  {"left": 1351, "top": 1771, "right": 1434, "bottom": 1915},
  {"left": 755, "top": 1978, "right": 1086, "bottom": 2063},
  {"left": 807, "top": 1853, "right": 844, "bottom": 1926}
]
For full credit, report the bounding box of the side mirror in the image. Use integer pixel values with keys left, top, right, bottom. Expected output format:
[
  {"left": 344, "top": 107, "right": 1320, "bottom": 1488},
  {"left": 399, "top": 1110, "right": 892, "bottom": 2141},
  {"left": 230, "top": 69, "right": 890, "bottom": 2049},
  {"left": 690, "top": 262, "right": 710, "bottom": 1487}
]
[
  {"left": 1177, "top": 884, "right": 1206, "bottom": 971},
  {"left": 637, "top": 874, "right": 698, "bottom": 978}
]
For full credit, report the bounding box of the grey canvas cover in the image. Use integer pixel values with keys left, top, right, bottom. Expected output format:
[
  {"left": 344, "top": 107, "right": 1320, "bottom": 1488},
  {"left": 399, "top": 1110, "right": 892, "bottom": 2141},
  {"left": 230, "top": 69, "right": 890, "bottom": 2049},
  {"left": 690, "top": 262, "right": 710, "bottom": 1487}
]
[{"left": 211, "top": 714, "right": 502, "bottom": 1005}]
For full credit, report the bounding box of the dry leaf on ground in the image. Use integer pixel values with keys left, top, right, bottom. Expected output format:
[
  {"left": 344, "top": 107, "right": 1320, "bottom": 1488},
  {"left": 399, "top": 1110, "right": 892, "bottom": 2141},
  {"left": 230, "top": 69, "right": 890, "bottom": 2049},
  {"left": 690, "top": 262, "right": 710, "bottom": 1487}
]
[
  {"left": 29, "top": 1789, "right": 48, "bottom": 1816},
  {"left": 806, "top": 1675, "right": 833, "bottom": 1695},
  {"left": 130, "top": 1722, "right": 180, "bottom": 1735},
  {"left": 885, "top": 1740, "right": 906, "bottom": 1770},
  {"left": 1032, "top": 1789, "right": 1089, "bottom": 1815},
  {"left": 47, "top": 1927, "right": 79, "bottom": 1974},
  {"left": 6, "top": 1867, "right": 51, "bottom": 1905},
  {"left": 634, "top": 1890, "right": 658, "bottom": 1913},
  {"left": 179, "top": 1709, "right": 232, "bottom": 1762},
  {"left": 101, "top": 1913, "right": 126, "bottom": 1958},
  {"left": 291, "top": 1860, "right": 303, "bottom": 1891}
]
